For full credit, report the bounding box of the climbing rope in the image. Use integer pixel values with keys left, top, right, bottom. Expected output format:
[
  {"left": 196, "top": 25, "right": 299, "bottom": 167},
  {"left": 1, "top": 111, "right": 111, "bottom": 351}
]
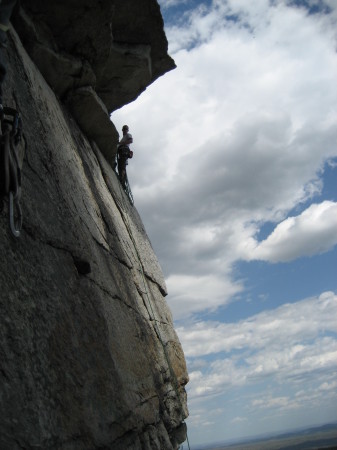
[
  {"left": 0, "top": 106, "right": 23, "bottom": 237},
  {"left": 116, "top": 178, "right": 191, "bottom": 450},
  {"left": 123, "top": 174, "right": 134, "bottom": 205},
  {"left": 116, "top": 150, "right": 134, "bottom": 205}
]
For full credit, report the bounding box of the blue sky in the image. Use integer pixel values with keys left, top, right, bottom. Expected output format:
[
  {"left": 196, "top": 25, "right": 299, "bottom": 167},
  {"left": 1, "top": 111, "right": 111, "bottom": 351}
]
[{"left": 112, "top": 0, "right": 337, "bottom": 447}]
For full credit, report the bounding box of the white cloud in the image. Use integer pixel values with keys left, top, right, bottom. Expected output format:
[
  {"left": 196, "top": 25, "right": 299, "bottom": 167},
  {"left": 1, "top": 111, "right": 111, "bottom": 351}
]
[
  {"left": 246, "top": 337, "right": 337, "bottom": 379},
  {"left": 250, "top": 373, "right": 337, "bottom": 415},
  {"left": 112, "top": 0, "right": 337, "bottom": 321},
  {"left": 319, "top": 379, "right": 337, "bottom": 392},
  {"left": 243, "top": 201, "right": 337, "bottom": 262},
  {"left": 178, "top": 292, "right": 337, "bottom": 357},
  {"left": 179, "top": 292, "right": 337, "bottom": 399},
  {"left": 252, "top": 395, "right": 292, "bottom": 410},
  {"left": 166, "top": 273, "right": 243, "bottom": 319},
  {"left": 114, "top": 2, "right": 337, "bottom": 442},
  {"left": 231, "top": 416, "right": 248, "bottom": 424}
]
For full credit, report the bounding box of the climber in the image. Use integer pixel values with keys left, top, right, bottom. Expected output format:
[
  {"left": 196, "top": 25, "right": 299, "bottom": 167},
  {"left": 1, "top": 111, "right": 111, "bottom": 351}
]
[
  {"left": 0, "top": 0, "right": 17, "bottom": 109},
  {"left": 117, "top": 124, "right": 133, "bottom": 189}
]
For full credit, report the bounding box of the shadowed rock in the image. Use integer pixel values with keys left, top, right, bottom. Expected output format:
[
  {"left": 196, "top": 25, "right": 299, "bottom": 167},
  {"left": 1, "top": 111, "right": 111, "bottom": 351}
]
[
  {"left": 0, "top": 3, "right": 187, "bottom": 450},
  {"left": 66, "top": 86, "right": 120, "bottom": 166},
  {"left": 12, "top": 0, "right": 176, "bottom": 166}
]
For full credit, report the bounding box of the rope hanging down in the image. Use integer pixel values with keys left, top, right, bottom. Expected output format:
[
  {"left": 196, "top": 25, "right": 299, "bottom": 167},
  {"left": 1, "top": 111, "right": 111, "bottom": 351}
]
[
  {"left": 0, "top": 106, "right": 23, "bottom": 237},
  {"left": 117, "top": 180, "right": 191, "bottom": 450},
  {"left": 123, "top": 172, "right": 134, "bottom": 205},
  {"left": 116, "top": 149, "right": 134, "bottom": 205}
]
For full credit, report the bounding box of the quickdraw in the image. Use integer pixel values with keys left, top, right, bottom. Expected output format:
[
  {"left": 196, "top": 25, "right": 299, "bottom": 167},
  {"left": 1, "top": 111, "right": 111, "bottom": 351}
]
[{"left": 0, "top": 106, "right": 23, "bottom": 237}]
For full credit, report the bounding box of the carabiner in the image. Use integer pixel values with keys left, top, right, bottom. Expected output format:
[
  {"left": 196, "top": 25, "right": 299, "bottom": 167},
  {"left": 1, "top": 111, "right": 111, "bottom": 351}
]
[{"left": 9, "top": 191, "right": 22, "bottom": 237}]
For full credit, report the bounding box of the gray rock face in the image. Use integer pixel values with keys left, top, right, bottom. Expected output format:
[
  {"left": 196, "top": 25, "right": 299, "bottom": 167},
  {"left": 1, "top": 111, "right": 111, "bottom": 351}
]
[
  {"left": 12, "top": 0, "right": 176, "bottom": 166},
  {"left": 66, "top": 86, "right": 120, "bottom": 167},
  {"left": 0, "top": 7, "right": 188, "bottom": 450}
]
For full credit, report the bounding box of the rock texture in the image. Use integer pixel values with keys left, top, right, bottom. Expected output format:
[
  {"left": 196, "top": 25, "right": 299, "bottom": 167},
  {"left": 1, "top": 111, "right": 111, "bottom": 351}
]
[
  {"left": 12, "top": 0, "right": 176, "bottom": 165},
  {"left": 0, "top": 2, "right": 188, "bottom": 450}
]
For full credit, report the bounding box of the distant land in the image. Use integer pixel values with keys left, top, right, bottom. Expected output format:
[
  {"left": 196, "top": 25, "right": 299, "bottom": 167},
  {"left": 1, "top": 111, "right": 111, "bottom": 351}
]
[{"left": 194, "top": 423, "right": 337, "bottom": 450}]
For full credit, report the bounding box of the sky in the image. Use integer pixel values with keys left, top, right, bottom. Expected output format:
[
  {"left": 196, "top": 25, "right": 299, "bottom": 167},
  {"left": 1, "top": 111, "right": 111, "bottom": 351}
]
[{"left": 111, "top": 0, "right": 337, "bottom": 447}]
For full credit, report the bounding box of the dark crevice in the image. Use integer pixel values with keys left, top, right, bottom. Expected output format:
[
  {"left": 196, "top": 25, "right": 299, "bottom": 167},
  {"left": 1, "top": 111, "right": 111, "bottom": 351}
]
[
  {"left": 143, "top": 271, "right": 167, "bottom": 297},
  {"left": 81, "top": 201, "right": 112, "bottom": 247},
  {"left": 23, "top": 223, "right": 92, "bottom": 276},
  {"left": 89, "top": 231, "right": 133, "bottom": 270},
  {"left": 87, "top": 276, "right": 142, "bottom": 317},
  {"left": 73, "top": 258, "right": 91, "bottom": 275}
]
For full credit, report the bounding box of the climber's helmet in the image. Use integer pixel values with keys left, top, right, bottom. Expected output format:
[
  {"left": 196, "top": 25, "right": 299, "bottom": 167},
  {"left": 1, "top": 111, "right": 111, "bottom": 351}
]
[{"left": 122, "top": 125, "right": 129, "bottom": 132}]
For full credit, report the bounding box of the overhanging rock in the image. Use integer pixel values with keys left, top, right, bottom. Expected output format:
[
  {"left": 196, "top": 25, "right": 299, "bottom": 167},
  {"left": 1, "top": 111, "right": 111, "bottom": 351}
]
[
  {"left": 97, "top": 41, "right": 152, "bottom": 113},
  {"left": 13, "top": 0, "right": 176, "bottom": 112},
  {"left": 66, "top": 86, "right": 119, "bottom": 167},
  {"left": 12, "top": 0, "right": 176, "bottom": 167},
  {"left": 29, "top": 44, "right": 97, "bottom": 98}
]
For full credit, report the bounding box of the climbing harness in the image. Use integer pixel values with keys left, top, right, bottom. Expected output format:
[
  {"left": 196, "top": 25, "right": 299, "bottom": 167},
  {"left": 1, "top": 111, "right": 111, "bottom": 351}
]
[
  {"left": 0, "top": 106, "right": 23, "bottom": 237},
  {"left": 117, "top": 180, "right": 191, "bottom": 450}
]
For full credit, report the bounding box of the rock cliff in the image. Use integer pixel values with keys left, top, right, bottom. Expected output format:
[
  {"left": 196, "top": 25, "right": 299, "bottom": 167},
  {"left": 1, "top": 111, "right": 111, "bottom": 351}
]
[{"left": 0, "top": 2, "right": 188, "bottom": 449}]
